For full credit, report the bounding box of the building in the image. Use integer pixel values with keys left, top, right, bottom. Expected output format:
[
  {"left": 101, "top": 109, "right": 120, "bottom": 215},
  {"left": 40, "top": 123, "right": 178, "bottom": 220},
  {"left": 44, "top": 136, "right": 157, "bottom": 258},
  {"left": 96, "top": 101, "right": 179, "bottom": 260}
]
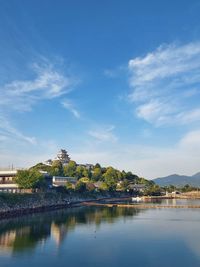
[
  {"left": 45, "top": 159, "right": 53, "bottom": 166},
  {"left": 44, "top": 149, "right": 70, "bottom": 166},
  {"left": 76, "top": 163, "right": 94, "bottom": 170},
  {"left": 0, "top": 170, "right": 51, "bottom": 193},
  {"left": 0, "top": 170, "right": 19, "bottom": 193},
  {"left": 52, "top": 176, "right": 77, "bottom": 187},
  {"left": 55, "top": 149, "right": 70, "bottom": 165},
  {"left": 44, "top": 149, "right": 94, "bottom": 171},
  {"left": 93, "top": 181, "right": 103, "bottom": 191},
  {"left": 128, "top": 184, "right": 146, "bottom": 192}
]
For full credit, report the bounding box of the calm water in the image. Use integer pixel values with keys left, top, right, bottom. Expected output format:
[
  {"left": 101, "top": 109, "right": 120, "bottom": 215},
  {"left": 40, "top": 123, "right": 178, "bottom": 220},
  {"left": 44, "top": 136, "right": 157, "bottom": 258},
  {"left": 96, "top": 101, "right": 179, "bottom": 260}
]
[{"left": 1, "top": 203, "right": 200, "bottom": 267}]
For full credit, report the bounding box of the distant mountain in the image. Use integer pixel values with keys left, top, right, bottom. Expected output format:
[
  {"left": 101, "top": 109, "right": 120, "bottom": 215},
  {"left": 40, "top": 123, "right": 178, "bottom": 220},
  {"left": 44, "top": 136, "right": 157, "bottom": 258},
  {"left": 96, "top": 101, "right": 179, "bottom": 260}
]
[{"left": 153, "top": 172, "right": 200, "bottom": 187}]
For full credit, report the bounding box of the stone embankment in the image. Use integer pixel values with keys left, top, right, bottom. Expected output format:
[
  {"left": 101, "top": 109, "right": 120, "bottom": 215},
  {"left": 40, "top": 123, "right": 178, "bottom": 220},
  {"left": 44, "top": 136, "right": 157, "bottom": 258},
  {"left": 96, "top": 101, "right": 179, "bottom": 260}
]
[{"left": 0, "top": 192, "right": 130, "bottom": 219}]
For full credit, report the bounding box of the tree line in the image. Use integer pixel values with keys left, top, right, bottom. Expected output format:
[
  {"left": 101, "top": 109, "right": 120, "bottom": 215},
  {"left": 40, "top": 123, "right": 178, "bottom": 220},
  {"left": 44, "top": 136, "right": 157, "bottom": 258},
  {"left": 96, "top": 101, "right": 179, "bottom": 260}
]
[{"left": 15, "top": 160, "right": 154, "bottom": 192}]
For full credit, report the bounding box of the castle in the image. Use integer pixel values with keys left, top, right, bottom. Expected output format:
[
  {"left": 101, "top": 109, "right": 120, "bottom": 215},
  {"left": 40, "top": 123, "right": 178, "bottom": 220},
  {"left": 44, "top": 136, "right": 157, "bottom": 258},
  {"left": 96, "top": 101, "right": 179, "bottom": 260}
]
[
  {"left": 45, "top": 149, "right": 93, "bottom": 170},
  {"left": 45, "top": 149, "right": 70, "bottom": 166}
]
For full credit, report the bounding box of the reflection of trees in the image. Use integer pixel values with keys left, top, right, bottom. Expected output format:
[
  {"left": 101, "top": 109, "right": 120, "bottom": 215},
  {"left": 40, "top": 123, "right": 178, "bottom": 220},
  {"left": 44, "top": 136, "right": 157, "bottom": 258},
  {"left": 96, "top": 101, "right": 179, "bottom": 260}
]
[
  {"left": 0, "top": 206, "right": 144, "bottom": 254},
  {"left": 0, "top": 219, "right": 51, "bottom": 253},
  {"left": 13, "top": 223, "right": 51, "bottom": 253}
]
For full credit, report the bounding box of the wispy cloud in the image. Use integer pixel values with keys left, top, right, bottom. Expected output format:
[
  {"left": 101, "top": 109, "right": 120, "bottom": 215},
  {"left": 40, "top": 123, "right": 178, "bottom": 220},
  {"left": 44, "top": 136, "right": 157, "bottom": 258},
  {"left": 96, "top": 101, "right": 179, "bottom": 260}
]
[
  {"left": 0, "top": 59, "right": 77, "bottom": 144},
  {"left": 88, "top": 125, "right": 118, "bottom": 142},
  {"left": 128, "top": 42, "right": 200, "bottom": 126},
  {"left": 61, "top": 99, "right": 80, "bottom": 119},
  {"left": 0, "top": 115, "right": 36, "bottom": 144},
  {"left": 179, "top": 129, "right": 200, "bottom": 151},
  {"left": 103, "top": 66, "right": 125, "bottom": 78},
  {"left": 73, "top": 128, "right": 200, "bottom": 178},
  {"left": 0, "top": 62, "right": 73, "bottom": 112}
]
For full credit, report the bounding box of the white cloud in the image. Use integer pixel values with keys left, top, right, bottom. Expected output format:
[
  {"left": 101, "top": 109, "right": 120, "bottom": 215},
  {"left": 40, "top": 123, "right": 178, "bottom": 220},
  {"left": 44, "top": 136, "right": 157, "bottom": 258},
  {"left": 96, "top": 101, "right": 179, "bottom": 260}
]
[
  {"left": 0, "top": 59, "right": 77, "bottom": 145},
  {"left": 1, "top": 122, "right": 200, "bottom": 178},
  {"left": 0, "top": 62, "right": 73, "bottom": 112},
  {"left": 177, "top": 108, "right": 200, "bottom": 124},
  {"left": 71, "top": 128, "right": 200, "bottom": 179},
  {"left": 61, "top": 99, "right": 80, "bottom": 119},
  {"left": 136, "top": 99, "right": 176, "bottom": 125},
  {"left": 179, "top": 129, "right": 200, "bottom": 150},
  {"left": 128, "top": 42, "right": 200, "bottom": 126},
  {"left": 88, "top": 125, "right": 118, "bottom": 143},
  {"left": 0, "top": 115, "right": 36, "bottom": 144}
]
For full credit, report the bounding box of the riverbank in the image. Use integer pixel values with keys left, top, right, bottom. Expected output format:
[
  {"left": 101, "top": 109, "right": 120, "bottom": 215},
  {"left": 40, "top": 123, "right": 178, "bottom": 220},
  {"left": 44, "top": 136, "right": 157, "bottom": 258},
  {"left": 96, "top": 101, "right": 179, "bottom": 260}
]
[
  {"left": 2, "top": 191, "right": 200, "bottom": 220},
  {"left": 0, "top": 191, "right": 131, "bottom": 219}
]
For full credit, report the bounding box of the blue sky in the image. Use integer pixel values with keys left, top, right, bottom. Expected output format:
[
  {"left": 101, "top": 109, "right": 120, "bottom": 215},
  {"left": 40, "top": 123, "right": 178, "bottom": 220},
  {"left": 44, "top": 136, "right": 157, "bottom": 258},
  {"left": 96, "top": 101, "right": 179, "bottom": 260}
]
[{"left": 1, "top": 0, "right": 200, "bottom": 178}]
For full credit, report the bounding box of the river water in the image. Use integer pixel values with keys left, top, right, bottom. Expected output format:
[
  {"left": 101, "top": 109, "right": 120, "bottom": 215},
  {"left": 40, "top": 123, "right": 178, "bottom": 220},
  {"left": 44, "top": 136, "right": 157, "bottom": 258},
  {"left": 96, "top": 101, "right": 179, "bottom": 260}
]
[{"left": 1, "top": 201, "right": 200, "bottom": 267}]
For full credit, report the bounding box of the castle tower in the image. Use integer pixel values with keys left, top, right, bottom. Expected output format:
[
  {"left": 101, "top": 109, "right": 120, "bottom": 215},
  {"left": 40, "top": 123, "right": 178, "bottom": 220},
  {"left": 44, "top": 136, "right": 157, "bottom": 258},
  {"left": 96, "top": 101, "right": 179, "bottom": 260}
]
[{"left": 55, "top": 149, "right": 70, "bottom": 165}]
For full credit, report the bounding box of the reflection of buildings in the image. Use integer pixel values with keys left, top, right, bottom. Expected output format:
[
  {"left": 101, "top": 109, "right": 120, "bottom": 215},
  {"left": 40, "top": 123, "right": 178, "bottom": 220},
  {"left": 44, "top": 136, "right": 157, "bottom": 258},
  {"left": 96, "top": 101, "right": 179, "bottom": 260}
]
[
  {"left": 0, "top": 223, "right": 51, "bottom": 254},
  {"left": 0, "top": 221, "right": 70, "bottom": 253},
  {"left": 0, "top": 227, "right": 30, "bottom": 254},
  {"left": 50, "top": 215, "right": 78, "bottom": 247},
  {"left": 51, "top": 223, "right": 69, "bottom": 246},
  {"left": 0, "top": 230, "right": 16, "bottom": 254},
  {"left": 0, "top": 207, "right": 142, "bottom": 255}
]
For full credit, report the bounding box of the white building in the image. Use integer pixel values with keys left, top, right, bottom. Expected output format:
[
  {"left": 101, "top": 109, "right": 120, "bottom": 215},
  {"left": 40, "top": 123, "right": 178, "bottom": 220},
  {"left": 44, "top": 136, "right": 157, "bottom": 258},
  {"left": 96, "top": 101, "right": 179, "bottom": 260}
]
[
  {"left": 55, "top": 149, "right": 70, "bottom": 165},
  {"left": 45, "top": 149, "right": 71, "bottom": 166},
  {"left": 52, "top": 176, "right": 77, "bottom": 187},
  {"left": 0, "top": 170, "right": 19, "bottom": 193}
]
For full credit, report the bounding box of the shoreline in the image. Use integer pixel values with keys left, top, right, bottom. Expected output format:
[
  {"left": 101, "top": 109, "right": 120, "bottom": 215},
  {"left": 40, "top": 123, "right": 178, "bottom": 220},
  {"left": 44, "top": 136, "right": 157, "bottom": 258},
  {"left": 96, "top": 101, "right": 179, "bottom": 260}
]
[
  {"left": 0, "top": 195, "right": 131, "bottom": 220},
  {"left": 1, "top": 194, "right": 200, "bottom": 220}
]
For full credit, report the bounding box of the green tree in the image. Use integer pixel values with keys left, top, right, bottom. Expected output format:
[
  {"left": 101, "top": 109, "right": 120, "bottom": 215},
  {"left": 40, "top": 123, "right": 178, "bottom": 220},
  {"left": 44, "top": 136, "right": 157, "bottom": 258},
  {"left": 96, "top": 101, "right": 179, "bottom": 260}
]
[
  {"left": 78, "top": 177, "right": 90, "bottom": 183},
  {"left": 82, "top": 168, "right": 90, "bottom": 179},
  {"left": 92, "top": 167, "right": 102, "bottom": 181},
  {"left": 63, "top": 160, "right": 76, "bottom": 177},
  {"left": 116, "top": 170, "right": 123, "bottom": 181},
  {"left": 138, "top": 177, "right": 154, "bottom": 186},
  {"left": 99, "top": 182, "right": 109, "bottom": 191},
  {"left": 65, "top": 181, "right": 74, "bottom": 192},
  {"left": 125, "top": 172, "right": 138, "bottom": 182},
  {"left": 121, "top": 170, "right": 127, "bottom": 180},
  {"left": 15, "top": 170, "right": 44, "bottom": 189},
  {"left": 75, "top": 165, "right": 84, "bottom": 179},
  {"left": 117, "top": 179, "right": 129, "bottom": 191},
  {"left": 75, "top": 180, "right": 87, "bottom": 193},
  {"left": 144, "top": 184, "right": 162, "bottom": 196},
  {"left": 94, "top": 163, "right": 101, "bottom": 169},
  {"left": 181, "top": 184, "right": 194, "bottom": 193},
  {"left": 103, "top": 167, "right": 118, "bottom": 191},
  {"left": 163, "top": 184, "right": 176, "bottom": 193},
  {"left": 29, "top": 163, "right": 51, "bottom": 173},
  {"left": 50, "top": 160, "right": 63, "bottom": 176}
]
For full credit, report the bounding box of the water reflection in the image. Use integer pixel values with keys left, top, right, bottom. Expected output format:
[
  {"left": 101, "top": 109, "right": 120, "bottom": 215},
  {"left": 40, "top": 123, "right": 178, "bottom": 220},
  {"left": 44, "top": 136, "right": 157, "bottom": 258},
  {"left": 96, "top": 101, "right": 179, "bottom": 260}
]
[
  {"left": 0, "top": 207, "right": 142, "bottom": 254},
  {"left": 148, "top": 198, "right": 200, "bottom": 205}
]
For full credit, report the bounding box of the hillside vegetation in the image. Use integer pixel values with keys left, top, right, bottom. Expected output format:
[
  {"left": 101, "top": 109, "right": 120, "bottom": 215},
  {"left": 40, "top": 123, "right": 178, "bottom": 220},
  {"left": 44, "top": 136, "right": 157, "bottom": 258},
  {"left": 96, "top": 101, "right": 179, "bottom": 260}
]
[{"left": 29, "top": 160, "right": 155, "bottom": 193}]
